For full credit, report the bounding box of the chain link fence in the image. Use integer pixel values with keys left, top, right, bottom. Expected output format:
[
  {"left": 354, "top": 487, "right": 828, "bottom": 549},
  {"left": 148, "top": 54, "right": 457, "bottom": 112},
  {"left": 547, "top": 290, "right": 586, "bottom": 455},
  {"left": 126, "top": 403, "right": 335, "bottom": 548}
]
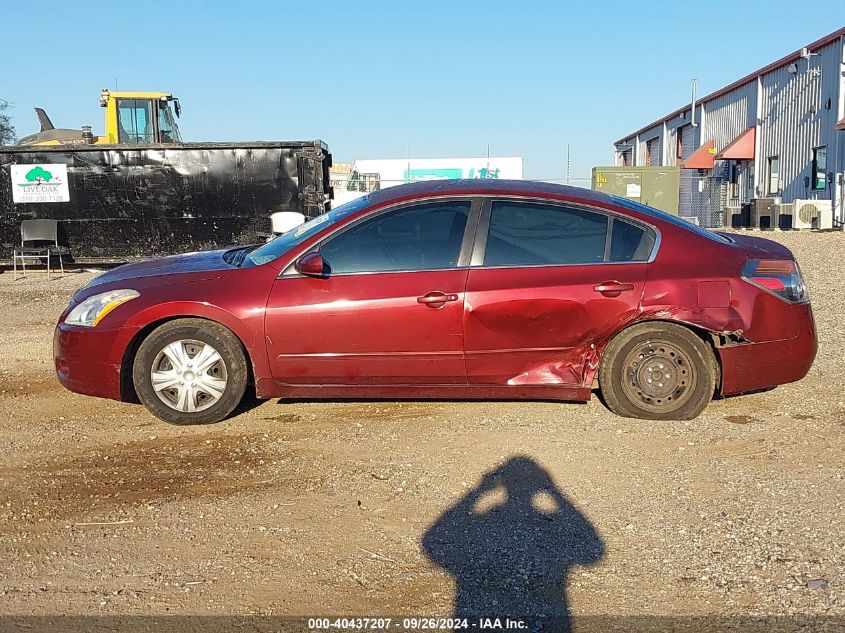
[{"left": 679, "top": 173, "right": 728, "bottom": 228}]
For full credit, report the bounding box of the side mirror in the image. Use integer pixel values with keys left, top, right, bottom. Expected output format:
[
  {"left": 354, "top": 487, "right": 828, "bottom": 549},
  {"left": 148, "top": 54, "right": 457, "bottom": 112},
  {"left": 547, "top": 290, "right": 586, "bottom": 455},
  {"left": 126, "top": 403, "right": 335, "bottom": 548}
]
[{"left": 295, "top": 252, "right": 325, "bottom": 277}]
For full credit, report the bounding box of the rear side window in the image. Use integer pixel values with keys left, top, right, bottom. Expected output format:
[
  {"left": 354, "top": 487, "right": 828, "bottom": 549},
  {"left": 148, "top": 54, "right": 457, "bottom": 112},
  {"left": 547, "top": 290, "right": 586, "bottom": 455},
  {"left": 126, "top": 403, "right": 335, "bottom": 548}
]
[
  {"left": 484, "top": 201, "right": 608, "bottom": 267},
  {"left": 321, "top": 200, "right": 470, "bottom": 274},
  {"left": 609, "top": 218, "right": 655, "bottom": 262}
]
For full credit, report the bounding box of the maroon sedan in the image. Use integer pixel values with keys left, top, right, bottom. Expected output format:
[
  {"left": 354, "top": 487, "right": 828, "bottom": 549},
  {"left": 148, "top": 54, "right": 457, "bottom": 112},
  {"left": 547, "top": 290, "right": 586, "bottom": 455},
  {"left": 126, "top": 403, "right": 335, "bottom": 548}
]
[{"left": 54, "top": 180, "right": 816, "bottom": 424}]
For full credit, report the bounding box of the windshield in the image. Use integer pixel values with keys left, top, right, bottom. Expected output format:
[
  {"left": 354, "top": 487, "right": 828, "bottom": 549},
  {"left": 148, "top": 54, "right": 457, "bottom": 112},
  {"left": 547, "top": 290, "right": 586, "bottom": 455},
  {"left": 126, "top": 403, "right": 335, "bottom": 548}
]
[
  {"left": 610, "top": 196, "right": 731, "bottom": 244},
  {"left": 158, "top": 102, "right": 182, "bottom": 143},
  {"left": 245, "top": 195, "right": 373, "bottom": 266}
]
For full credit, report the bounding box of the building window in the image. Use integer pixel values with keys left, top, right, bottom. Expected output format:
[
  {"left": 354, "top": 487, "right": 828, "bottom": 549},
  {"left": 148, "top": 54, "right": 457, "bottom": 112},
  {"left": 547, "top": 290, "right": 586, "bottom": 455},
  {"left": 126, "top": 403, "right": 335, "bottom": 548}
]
[
  {"left": 767, "top": 156, "right": 780, "bottom": 195},
  {"left": 675, "top": 133, "right": 683, "bottom": 161},
  {"left": 812, "top": 146, "right": 827, "bottom": 190}
]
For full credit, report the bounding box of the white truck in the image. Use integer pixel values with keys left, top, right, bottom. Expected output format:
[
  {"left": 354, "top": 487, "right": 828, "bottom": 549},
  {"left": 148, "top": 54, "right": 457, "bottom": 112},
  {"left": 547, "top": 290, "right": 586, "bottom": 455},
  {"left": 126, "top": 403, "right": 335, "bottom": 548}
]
[{"left": 333, "top": 156, "right": 523, "bottom": 206}]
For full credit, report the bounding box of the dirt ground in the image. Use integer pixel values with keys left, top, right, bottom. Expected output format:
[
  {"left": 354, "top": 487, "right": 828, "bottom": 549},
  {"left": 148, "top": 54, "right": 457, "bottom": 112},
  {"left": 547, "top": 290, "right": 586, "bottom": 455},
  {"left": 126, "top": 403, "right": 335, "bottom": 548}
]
[{"left": 1, "top": 230, "right": 843, "bottom": 627}]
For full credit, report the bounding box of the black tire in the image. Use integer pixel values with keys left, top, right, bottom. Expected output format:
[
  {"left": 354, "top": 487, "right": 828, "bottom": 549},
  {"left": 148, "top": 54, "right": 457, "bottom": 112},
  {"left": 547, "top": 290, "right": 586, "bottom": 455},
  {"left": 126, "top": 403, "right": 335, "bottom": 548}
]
[
  {"left": 132, "top": 318, "right": 248, "bottom": 425},
  {"left": 598, "top": 322, "right": 716, "bottom": 421}
]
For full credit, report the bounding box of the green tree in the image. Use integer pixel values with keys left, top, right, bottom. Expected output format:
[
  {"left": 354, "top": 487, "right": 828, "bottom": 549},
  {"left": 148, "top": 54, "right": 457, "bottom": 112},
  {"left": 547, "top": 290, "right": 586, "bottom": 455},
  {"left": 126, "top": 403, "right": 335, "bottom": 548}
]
[{"left": 0, "top": 100, "right": 15, "bottom": 145}]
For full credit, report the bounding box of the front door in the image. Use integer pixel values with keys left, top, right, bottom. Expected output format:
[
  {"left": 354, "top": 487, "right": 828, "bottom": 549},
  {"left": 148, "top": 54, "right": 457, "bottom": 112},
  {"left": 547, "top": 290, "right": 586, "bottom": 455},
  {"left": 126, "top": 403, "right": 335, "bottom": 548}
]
[
  {"left": 464, "top": 199, "right": 650, "bottom": 386},
  {"left": 264, "top": 199, "right": 477, "bottom": 385}
]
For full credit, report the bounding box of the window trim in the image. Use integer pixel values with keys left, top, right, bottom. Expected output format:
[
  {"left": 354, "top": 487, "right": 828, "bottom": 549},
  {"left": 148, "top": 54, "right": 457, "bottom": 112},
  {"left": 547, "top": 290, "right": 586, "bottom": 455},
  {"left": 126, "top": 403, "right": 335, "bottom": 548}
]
[
  {"left": 280, "top": 196, "right": 483, "bottom": 278},
  {"left": 470, "top": 196, "right": 660, "bottom": 270},
  {"left": 812, "top": 146, "right": 827, "bottom": 191},
  {"left": 115, "top": 98, "right": 160, "bottom": 144},
  {"left": 767, "top": 155, "right": 780, "bottom": 195}
]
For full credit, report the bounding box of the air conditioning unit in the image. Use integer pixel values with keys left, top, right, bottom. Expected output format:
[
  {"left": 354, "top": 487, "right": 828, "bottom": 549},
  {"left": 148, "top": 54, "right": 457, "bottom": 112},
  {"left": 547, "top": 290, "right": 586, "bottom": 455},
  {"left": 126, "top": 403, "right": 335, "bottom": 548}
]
[
  {"left": 727, "top": 205, "right": 742, "bottom": 228},
  {"left": 751, "top": 197, "right": 777, "bottom": 229},
  {"left": 792, "top": 199, "right": 833, "bottom": 230},
  {"left": 774, "top": 203, "right": 794, "bottom": 230}
]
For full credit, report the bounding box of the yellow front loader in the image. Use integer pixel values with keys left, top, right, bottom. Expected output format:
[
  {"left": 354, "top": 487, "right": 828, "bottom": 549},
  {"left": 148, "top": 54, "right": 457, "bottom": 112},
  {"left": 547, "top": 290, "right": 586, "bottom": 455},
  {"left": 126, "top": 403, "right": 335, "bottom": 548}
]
[{"left": 16, "top": 89, "right": 182, "bottom": 146}]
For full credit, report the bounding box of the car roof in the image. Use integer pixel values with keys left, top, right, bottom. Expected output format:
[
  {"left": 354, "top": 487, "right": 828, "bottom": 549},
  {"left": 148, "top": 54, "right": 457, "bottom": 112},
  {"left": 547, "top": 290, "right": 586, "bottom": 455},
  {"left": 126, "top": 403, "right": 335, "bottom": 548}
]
[{"left": 367, "top": 179, "right": 614, "bottom": 205}]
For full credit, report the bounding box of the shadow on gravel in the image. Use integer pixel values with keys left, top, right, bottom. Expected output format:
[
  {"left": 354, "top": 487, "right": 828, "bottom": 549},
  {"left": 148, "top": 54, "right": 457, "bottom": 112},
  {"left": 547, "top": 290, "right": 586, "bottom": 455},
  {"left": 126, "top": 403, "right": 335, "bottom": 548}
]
[{"left": 422, "top": 456, "right": 604, "bottom": 630}]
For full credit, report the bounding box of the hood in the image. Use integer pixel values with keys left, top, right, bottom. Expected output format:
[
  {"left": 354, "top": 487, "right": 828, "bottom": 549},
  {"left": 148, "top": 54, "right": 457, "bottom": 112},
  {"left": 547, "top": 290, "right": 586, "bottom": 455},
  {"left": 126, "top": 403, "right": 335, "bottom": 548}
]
[
  {"left": 717, "top": 232, "right": 794, "bottom": 260},
  {"left": 84, "top": 249, "right": 234, "bottom": 290}
]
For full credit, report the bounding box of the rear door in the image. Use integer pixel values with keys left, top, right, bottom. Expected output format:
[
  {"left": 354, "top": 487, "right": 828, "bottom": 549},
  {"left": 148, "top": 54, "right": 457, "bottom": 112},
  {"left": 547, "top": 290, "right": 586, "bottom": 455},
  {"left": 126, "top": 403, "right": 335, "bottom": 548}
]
[
  {"left": 264, "top": 198, "right": 480, "bottom": 385},
  {"left": 464, "top": 199, "right": 654, "bottom": 386}
]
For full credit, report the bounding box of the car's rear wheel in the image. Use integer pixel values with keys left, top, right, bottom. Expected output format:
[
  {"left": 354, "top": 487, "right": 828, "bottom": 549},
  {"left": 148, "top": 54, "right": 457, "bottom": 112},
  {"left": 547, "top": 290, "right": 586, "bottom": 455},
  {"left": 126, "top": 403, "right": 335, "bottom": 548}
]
[
  {"left": 599, "top": 322, "right": 716, "bottom": 420},
  {"left": 133, "top": 319, "right": 248, "bottom": 425}
]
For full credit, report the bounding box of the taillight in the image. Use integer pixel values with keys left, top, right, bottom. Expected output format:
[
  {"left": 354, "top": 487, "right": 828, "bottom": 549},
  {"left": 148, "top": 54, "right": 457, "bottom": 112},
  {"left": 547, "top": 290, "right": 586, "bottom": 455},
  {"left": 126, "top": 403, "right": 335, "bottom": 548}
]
[{"left": 742, "top": 258, "right": 808, "bottom": 303}]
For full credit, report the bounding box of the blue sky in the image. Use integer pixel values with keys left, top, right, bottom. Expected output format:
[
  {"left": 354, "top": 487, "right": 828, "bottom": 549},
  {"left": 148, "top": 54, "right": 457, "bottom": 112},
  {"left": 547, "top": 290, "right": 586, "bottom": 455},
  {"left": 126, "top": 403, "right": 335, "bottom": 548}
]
[{"left": 2, "top": 1, "right": 840, "bottom": 181}]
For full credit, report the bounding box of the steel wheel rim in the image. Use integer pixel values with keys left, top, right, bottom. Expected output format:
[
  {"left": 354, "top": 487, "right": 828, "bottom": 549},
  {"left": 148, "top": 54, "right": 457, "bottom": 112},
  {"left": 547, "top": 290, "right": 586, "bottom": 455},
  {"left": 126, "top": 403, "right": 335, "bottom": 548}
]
[
  {"left": 150, "top": 339, "right": 228, "bottom": 413},
  {"left": 620, "top": 339, "right": 696, "bottom": 413}
]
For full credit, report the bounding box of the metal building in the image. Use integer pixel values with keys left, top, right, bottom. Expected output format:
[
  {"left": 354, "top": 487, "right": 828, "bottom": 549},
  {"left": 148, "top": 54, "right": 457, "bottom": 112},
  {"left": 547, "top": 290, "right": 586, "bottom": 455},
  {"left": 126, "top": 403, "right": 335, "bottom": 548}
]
[{"left": 614, "top": 28, "right": 845, "bottom": 229}]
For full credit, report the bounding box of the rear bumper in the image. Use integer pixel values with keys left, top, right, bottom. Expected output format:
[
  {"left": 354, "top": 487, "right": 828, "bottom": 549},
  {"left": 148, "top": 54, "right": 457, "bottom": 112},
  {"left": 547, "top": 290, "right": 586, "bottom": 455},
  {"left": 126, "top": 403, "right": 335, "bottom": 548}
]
[
  {"left": 53, "top": 324, "right": 124, "bottom": 400},
  {"left": 718, "top": 302, "right": 817, "bottom": 396}
]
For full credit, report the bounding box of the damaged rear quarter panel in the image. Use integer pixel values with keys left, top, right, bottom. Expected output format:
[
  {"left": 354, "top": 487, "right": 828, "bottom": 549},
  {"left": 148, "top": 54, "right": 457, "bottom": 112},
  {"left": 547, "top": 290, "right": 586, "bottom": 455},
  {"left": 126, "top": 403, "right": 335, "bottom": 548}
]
[{"left": 637, "top": 231, "right": 799, "bottom": 344}]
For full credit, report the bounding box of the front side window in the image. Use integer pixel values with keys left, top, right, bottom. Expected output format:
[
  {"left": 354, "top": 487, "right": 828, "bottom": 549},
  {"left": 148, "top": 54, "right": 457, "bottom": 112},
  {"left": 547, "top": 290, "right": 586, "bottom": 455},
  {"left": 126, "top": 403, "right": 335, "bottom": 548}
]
[
  {"left": 246, "top": 195, "right": 373, "bottom": 266},
  {"left": 483, "top": 201, "right": 608, "bottom": 267},
  {"left": 812, "top": 146, "right": 827, "bottom": 190},
  {"left": 116, "top": 99, "right": 154, "bottom": 143},
  {"left": 320, "top": 201, "right": 470, "bottom": 274},
  {"left": 767, "top": 156, "right": 780, "bottom": 195}
]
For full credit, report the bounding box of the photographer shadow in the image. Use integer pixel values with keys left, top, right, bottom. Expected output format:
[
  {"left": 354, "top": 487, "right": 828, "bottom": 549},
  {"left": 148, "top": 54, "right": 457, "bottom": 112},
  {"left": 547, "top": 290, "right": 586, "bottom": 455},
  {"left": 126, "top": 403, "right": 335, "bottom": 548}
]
[{"left": 422, "top": 456, "right": 604, "bottom": 629}]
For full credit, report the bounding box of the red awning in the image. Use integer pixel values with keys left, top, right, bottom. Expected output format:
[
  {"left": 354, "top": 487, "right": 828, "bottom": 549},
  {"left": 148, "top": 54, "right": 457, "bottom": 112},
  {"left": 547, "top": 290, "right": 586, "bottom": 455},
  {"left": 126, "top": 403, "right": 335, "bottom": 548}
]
[
  {"left": 716, "top": 127, "right": 756, "bottom": 160},
  {"left": 836, "top": 117, "right": 845, "bottom": 131},
  {"left": 682, "top": 140, "right": 716, "bottom": 169}
]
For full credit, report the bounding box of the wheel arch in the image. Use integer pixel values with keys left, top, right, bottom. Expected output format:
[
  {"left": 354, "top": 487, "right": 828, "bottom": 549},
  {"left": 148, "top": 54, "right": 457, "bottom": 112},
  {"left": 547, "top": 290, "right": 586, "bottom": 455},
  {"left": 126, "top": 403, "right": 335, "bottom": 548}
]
[
  {"left": 592, "top": 317, "right": 724, "bottom": 394},
  {"left": 119, "top": 315, "right": 256, "bottom": 403}
]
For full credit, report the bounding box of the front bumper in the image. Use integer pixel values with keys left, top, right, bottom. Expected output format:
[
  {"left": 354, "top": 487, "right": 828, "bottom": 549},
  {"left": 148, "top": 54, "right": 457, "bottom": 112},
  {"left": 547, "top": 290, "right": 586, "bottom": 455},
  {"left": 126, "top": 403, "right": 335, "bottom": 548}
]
[
  {"left": 53, "top": 324, "right": 125, "bottom": 400},
  {"left": 718, "top": 302, "right": 817, "bottom": 396}
]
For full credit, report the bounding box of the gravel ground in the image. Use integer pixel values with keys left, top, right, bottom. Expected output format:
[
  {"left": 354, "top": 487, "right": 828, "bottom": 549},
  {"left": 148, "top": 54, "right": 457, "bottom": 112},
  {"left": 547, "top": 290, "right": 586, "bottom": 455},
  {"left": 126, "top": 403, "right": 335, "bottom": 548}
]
[{"left": 0, "top": 230, "right": 843, "bottom": 628}]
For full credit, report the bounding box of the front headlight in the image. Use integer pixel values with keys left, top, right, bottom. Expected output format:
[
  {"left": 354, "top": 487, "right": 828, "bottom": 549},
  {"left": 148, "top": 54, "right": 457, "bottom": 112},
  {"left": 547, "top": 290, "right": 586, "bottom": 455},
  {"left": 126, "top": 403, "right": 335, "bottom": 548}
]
[{"left": 65, "top": 289, "right": 140, "bottom": 327}]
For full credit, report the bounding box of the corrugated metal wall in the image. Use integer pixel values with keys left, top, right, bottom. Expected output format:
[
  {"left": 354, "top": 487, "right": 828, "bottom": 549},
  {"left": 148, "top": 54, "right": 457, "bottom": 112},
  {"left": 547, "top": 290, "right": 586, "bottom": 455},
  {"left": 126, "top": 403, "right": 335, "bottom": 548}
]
[
  {"left": 757, "top": 40, "right": 842, "bottom": 202},
  {"left": 637, "top": 124, "right": 663, "bottom": 167},
  {"left": 703, "top": 82, "right": 758, "bottom": 153},
  {"left": 666, "top": 127, "right": 678, "bottom": 166},
  {"left": 613, "top": 34, "right": 845, "bottom": 222}
]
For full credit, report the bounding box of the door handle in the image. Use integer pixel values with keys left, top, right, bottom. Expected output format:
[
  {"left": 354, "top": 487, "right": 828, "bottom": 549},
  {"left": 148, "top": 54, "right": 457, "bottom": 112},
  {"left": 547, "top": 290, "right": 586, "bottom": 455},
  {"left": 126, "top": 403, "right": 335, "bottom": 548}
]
[
  {"left": 593, "top": 281, "right": 635, "bottom": 297},
  {"left": 417, "top": 291, "right": 459, "bottom": 307}
]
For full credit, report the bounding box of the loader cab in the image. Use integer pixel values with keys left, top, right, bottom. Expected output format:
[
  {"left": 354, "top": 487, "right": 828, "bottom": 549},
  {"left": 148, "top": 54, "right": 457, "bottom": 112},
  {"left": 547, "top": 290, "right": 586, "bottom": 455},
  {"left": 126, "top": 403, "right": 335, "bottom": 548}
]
[{"left": 101, "top": 89, "right": 182, "bottom": 144}]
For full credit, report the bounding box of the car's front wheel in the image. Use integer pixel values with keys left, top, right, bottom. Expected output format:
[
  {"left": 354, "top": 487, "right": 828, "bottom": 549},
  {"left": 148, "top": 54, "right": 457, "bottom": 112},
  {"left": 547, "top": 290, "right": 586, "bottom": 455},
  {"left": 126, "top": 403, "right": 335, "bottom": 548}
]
[
  {"left": 599, "top": 322, "right": 717, "bottom": 420},
  {"left": 133, "top": 319, "right": 248, "bottom": 424}
]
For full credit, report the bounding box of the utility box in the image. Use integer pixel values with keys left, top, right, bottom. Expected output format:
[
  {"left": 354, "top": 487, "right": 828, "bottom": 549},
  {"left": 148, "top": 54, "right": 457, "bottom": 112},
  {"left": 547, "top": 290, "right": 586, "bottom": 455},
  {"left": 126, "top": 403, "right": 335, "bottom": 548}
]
[{"left": 591, "top": 166, "right": 680, "bottom": 215}]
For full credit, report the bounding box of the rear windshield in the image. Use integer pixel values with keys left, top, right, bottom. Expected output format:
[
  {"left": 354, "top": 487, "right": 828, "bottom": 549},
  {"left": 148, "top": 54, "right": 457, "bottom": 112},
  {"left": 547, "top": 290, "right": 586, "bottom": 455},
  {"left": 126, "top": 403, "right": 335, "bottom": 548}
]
[
  {"left": 610, "top": 196, "right": 731, "bottom": 244},
  {"left": 246, "top": 196, "right": 372, "bottom": 266}
]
